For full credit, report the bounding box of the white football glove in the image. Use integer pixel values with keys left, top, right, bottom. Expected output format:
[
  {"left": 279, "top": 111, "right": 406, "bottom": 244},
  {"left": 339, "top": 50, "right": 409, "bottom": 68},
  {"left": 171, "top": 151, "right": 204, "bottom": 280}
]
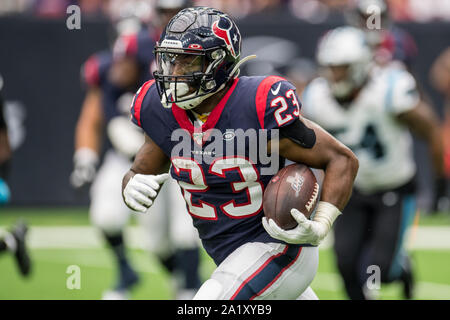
[
  {"left": 70, "top": 148, "right": 99, "bottom": 188},
  {"left": 262, "top": 201, "right": 342, "bottom": 246},
  {"left": 123, "top": 173, "right": 169, "bottom": 213}
]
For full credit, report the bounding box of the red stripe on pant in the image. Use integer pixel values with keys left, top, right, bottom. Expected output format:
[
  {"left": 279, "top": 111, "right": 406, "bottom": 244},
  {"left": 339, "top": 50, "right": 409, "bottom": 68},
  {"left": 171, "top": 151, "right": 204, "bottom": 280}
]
[
  {"left": 250, "top": 246, "right": 303, "bottom": 299},
  {"left": 230, "top": 245, "right": 302, "bottom": 300}
]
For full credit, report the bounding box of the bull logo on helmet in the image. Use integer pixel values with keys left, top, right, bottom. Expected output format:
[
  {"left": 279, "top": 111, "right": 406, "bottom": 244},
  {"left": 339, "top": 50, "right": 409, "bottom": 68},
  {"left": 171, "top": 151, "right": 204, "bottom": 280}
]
[{"left": 212, "top": 16, "right": 240, "bottom": 59}]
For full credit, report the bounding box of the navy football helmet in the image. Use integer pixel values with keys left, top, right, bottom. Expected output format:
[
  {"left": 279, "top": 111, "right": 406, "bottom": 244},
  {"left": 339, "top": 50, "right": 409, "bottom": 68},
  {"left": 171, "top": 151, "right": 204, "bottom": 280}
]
[{"left": 153, "top": 7, "right": 254, "bottom": 110}]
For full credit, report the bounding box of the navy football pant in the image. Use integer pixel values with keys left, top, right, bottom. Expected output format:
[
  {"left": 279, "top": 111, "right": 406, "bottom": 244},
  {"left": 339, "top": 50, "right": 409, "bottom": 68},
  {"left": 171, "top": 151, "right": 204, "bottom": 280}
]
[{"left": 333, "top": 180, "right": 417, "bottom": 300}]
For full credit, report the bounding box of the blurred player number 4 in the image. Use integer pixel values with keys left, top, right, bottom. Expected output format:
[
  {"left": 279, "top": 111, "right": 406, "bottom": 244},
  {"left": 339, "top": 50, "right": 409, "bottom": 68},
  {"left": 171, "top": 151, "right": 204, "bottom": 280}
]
[{"left": 66, "top": 5, "right": 81, "bottom": 30}]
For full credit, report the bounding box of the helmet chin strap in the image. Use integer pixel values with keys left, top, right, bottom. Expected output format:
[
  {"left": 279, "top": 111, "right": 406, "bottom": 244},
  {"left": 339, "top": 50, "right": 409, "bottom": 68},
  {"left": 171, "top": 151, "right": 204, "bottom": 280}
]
[
  {"left": 176, "top": 88, "right": 219, "bottom": 110},
  {"left": 161, "top": 82, "right": 219, "bottom": 110},
  {"left": 229, "top": 55, "right": 257, "bottom": 79},
  {"left": 160, "top": 55, "right": 258, "bottom": 110}
]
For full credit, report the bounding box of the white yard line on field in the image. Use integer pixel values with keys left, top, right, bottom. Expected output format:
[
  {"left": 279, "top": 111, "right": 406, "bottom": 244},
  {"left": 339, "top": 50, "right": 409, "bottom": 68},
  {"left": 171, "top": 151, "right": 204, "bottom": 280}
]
[
  {"left": 34, "top": 248, "right": 162, "bottom": 274},
  {"left": 1, "top": 225, "right": 450, "bottom": 250}
]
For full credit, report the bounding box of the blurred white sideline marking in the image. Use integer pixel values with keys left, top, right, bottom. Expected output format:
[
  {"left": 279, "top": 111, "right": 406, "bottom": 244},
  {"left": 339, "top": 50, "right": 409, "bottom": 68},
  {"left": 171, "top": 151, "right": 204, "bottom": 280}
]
[
  {"left": 26, "top": 249, "right": 450, "bottom": 300},
  {"left": 0, "top": 225, "right": 448, "bottom": 249}
]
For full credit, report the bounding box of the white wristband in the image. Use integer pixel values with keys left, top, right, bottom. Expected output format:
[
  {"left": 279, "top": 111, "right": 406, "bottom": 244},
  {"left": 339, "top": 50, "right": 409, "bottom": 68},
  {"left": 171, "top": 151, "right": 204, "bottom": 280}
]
[
  {"left": 313, "top": 201, "right": 342, "bottom": 233},
  {"left": 74, "top": 147, "right": 99, "bottom": 165}
]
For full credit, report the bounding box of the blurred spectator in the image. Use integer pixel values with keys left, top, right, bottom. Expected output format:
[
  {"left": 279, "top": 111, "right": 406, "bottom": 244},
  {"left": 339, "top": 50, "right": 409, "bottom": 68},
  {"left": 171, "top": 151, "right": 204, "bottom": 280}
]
[
  {"left": 288, "top": 0, "right": 353, "bottom": 23},
  {"left": 0, "top": 0, "right": 30, "bottom": 15},
  {"left": 193, "top": 0, "right": 281, "bottom": 19},
  {"left": 108, "top": 0, "right": 153, "bottom": 28},
  {"left": 32, "top": 0, "right": 73, "bottom": 18},
  {"left": 1, "top": 0, "right": 450, "bottom": 22},
  {"left": 345, "top": 0, "right": 418, "bottom": 69},
  {"left": 388, "top": 0, "right": 450, "bottom": 22}
]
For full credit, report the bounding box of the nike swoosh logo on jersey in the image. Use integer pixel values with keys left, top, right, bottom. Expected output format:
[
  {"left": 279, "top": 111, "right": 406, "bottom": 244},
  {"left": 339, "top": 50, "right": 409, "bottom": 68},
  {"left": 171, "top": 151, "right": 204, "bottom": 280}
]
[{"left": 271, "top": 83, "right": 281, "bottom": 95}]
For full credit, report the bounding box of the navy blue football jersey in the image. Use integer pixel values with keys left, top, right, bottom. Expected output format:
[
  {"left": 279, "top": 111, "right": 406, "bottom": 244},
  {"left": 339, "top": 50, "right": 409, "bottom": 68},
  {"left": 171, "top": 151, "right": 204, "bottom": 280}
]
[{"left": 131, "top": 76, "right": 308, "bottom": 265}]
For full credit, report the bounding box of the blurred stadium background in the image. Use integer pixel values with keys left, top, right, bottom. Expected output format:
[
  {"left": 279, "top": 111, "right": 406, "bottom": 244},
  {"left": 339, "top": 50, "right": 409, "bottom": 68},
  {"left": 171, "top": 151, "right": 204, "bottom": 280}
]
[{"left": 0, "top": 0, "right": 449, "bottom": 300}]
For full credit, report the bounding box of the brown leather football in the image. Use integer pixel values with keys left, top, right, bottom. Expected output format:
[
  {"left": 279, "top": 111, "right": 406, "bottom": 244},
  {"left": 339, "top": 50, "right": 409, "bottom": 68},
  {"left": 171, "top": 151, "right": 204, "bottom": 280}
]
[{"left": 263, "top": 163, "right": 320, "bottom": 230}]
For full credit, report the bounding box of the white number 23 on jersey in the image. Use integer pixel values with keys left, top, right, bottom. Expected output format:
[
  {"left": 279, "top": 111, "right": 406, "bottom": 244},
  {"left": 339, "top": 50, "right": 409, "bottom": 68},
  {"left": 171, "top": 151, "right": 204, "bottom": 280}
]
[{"left": 171, "top": 157, "right": 263, "bottom": 220}]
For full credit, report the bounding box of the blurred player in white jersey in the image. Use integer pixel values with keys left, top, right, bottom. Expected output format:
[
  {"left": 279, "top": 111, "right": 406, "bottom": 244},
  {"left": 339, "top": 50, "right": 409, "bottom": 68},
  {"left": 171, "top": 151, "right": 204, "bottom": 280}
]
[{"left": 301, "top": 27, "right": 444, "bottom": 299}]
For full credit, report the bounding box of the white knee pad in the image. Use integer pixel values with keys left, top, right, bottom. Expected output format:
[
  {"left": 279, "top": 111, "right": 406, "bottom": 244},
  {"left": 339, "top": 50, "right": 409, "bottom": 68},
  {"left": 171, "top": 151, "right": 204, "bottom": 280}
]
[
  {"left": 193, "top": 279, "right": 223, "bottom": 300},
  {"left": 89, "top": 150, "right": 132, "bottom": 235}
]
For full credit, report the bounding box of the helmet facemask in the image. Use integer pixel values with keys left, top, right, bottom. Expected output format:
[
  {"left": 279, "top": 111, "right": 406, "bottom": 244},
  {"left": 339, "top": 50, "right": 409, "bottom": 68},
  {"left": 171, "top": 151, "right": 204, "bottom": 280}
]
[{"left": 154, "top": 45, "right": 231, "bottom": 110}]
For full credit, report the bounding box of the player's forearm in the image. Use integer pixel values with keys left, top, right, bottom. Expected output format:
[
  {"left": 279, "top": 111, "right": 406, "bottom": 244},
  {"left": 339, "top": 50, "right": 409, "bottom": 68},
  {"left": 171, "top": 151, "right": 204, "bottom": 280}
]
[
  {"left": 320, "top": 150, "right": 359, "bottom": 211},
  {"left": 75, "top": 88, "right": 103, "bottom": 154},
  {"left": 75, "top": 124, "right": 102, "bottom": 154},
  {"left": 398, "top": 102, "right": 445, "bottom": 176},
  {"left": 277, "top": 120, "right": 359, "bottom": 212}
]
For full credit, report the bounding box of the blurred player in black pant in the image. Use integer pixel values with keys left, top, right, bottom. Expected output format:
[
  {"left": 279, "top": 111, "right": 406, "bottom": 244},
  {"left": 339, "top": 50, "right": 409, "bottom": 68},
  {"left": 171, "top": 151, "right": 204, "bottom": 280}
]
[
  {"left": 302, "top": 27, "right": 444, "bottom": 299},
  {"left": 0, "top": 74, "right": 31, "bottom": 276}
]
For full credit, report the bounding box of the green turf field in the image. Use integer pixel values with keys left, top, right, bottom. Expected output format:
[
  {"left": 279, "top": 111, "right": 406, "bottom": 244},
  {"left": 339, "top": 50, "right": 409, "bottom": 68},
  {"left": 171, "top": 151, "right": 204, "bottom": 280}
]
[{"left": 1, "top": 207, "right": 450, "bottom": 300}]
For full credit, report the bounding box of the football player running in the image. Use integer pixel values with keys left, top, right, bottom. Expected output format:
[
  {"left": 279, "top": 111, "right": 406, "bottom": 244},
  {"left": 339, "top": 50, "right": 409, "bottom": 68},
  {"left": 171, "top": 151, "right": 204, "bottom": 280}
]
[
  {"left": 71, "top": 22, "right": 201, "bottom": 299},
  {"left": 122, "top": 7, "right": 359, "bottom": 300},
  {"left": 301, "top": 26, "right": 444, "bottom": 299}
]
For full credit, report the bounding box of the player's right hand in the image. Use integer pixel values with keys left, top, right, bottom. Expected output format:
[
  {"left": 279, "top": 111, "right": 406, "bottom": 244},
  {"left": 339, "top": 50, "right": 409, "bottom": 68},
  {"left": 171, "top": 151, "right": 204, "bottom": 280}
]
[
  {"left": 123, "top": 173, "right": 169, "bottom": 213},
  {"left": 70, "top": 148, "right": 99, "bottom": 188}
]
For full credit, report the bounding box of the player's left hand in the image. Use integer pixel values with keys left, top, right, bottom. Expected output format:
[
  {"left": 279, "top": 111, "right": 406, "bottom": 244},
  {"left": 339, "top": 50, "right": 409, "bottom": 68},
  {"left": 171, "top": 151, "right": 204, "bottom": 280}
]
[
  {"left": 70, "top": 148, "right": 99, "bottom": 189},
  {"left": 262, "top": 209, "right": 327, "bottom": 245},
  {"left": 262, "top": 202, "right": 342, "bottom": 246}
]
